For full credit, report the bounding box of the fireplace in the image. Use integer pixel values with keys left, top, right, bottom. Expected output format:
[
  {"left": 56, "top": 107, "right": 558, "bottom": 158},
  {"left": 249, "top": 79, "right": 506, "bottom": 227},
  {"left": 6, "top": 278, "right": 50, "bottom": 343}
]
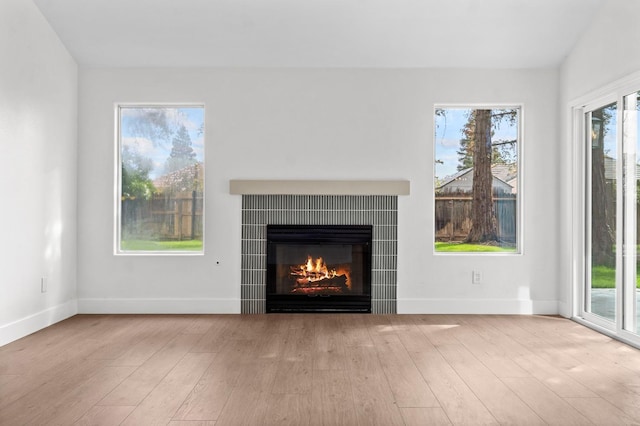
[{"left": 266, "top": 225, "right": 372, "bottom": 313}]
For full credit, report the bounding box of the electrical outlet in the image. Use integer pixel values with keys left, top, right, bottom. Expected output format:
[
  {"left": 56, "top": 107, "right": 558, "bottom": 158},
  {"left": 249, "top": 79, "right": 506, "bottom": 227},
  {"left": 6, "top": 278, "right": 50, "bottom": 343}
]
[
  {"left": 472, "top": 270, "right": 482, "bottom": 284},
  {"left": 41, "top": 277, "right": 47, "bottom": 293}
]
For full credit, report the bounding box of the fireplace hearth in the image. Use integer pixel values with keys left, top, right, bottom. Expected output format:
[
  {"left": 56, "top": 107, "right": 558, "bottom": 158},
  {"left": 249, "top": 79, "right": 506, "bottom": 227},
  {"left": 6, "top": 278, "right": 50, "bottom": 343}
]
[{"left": 266, "top": 225, "right": 372, "bottom": 313}]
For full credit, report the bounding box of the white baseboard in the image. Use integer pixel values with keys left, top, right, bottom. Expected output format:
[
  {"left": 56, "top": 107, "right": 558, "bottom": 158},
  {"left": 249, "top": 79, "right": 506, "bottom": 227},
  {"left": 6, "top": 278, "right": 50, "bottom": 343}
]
[
  {"left": 77, "top": 297, "right": 559, "bottom": 316},
  {"left": 77, "top": 298, "right": 240, "bottom": 314},
  {"left": 397, "top": 298, "right": 559, "bottom": 315},
  {"left": 557, "top": 300, "right": 572, "bottom": 318},
  {"left": 0, "top": 300, "right": 78, "bottom": 346}
]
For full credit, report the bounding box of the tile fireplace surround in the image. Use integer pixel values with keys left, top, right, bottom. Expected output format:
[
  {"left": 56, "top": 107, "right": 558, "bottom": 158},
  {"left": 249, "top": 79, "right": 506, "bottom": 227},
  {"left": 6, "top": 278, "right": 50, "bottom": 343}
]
[{"left": 232, "top": 180, "right": 409, "bottom": 314}]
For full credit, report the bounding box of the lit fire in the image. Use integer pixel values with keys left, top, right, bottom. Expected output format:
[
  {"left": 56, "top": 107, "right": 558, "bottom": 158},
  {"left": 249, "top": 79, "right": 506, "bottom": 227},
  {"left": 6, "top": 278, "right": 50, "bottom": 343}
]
[{"left": 290, "top": 256, "right": 351, "bottom": 290}]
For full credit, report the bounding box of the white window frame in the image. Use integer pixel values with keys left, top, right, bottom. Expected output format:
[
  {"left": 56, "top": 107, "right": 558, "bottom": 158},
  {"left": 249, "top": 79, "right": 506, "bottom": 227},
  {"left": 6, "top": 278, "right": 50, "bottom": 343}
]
[
  {"left": 433, "top": 103, "right": 524, "bottom": 256},
  {"left": 114, "top": 103, "right": 206, "bottom": 256}
]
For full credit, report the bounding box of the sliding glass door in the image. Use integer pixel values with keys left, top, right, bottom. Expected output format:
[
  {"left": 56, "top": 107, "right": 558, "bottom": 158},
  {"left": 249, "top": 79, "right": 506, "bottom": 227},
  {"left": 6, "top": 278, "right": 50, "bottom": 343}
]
[
  {"left": 586, "top": 101, "right": 618, "bottom": 325},
  {"left": 622, "top": 91, "right": 639, "bottom": 335},
  {"left": 584, "top": 90, "right": 640, "bottom": 341}
]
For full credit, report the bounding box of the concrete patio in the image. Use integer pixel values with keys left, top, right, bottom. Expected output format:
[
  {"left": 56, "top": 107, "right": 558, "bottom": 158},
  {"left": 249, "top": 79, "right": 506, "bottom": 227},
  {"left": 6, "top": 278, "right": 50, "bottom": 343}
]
[{"left": 590, "top": 288, "right": 640, "bottom": 333}]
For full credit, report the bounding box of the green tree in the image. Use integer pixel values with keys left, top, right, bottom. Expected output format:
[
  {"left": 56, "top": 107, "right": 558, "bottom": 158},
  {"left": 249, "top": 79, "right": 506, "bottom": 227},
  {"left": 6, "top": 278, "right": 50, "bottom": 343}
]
[
  {"left": 464, "top": 109, "right": 518, "bottom": 244},
  {"left": 465, "top": 109, "right": 498, "bottom": 243},
  {"left": 591, "top": 105, "right": 616, "bottom": 267},
  {"left": 457, "top": 110, "right": 516, "bottom": 171},
  {"left": 164, "top": 125, "right": 197, "bottom": 174},
  {"left": 121, "top": 145, "right": 155, "bottom": 200}
]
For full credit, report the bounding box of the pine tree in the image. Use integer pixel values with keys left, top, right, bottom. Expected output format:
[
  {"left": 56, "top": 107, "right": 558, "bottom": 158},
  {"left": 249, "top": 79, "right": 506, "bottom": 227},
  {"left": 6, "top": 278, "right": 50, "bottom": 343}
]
[
  {"left": 164, "top": 125, "right": 196, "bottom": 174},
  {"left": 465, "top": 109, "right": 498, "bottom": 243},
  {"left": 591, "top": 107, "right": 615, "bottom": 267},
  {"left": 458, "top": 108, "right": 519, "bottom": 245}
]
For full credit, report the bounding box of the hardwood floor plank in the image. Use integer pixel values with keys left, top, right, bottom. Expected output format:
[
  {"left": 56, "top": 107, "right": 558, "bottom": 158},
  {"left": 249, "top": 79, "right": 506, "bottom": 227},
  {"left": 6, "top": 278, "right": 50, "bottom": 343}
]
[
  {"left": 336, "top": 314, "right": 374, "bottom": 347},
  {"left": 343, "top": 344, "right": 381, "bottom": 372},
  {"left": 0, "top": 357, "right": 107, "bottom": 414},
  {"left": 73, "top": 405, "right": 136, "bottom": 426},
  {"left": 189, "top": 316, "right": 235, "bottom": 353},
  {"left": 172, "top": 343, "right": 246, "bottom": 421},
  {"left": 412, "top": 315, "right": 465, "bottom": 346},
  {"left": 3, "top": 314, "right": 640, "bottom": 426},
  {"left": 107, "top": 326, "right": 181, "bottom": 367},
  {"left": 214, "top": 389, "right": 270, "bottom": 426},
  {"left": 45, "top": 366, "right": 135, "bottom": 425},
  {"left": 262, "top": 393, "right": 312, "bottom": 426},
  {"left": 313, "top": 315, "right": 348, "bottom": 370},
  {"left": 120, "top": 352, "right": 215, "bottom": 426},
  {"left": 559, "top": 360, "right": 640, "bottom": 420},
  {"left": 0, "top": 318, "right": 114, "bottom": 377},
  {"left": 272, "top": 356, "right": 314, "bottom": 394},
  {"left": 410, "top": 350, "right": 499, "bottom": 425},
  {"left": 279, "top": 326, "right": 315, "bottom": 361},
  {"left": 349, "top": 369, "right": 406, "bottom": 426},
  {"left": 219, "top": 314, "right": 270, "bottom": 340},
  {"left": 0, "top": 315, "right": 106, "bottom": 366},
  {"left": 448, "top": 316, "right": 531, "bottom": 379},
  {"left": 370, "top": 332, "right": 440, "bottom": 408},
  {"left": 309, "top": 370, "right": 358, "bottom": 426},
  {"left": 501, "top": 377, "right": 593, "bottom": 425},
  {"left": 458, "top": 316, "right": 530, "bottom": 357},
  {"left": 1, "top": 365, "right": 134, "bottom": 425},
  {"left": 437, "top": 343, "right": 545, "bottom": 425},
  {"left": 565, "top": 397, "right": 638, "bottom": 426},
  {"left": 0, "top": 374, "right": 25, "bottom": 409},
  {"left": 478, "top": 354, "right": 530, "bottom": 378},
  {"left": 85, "top": 316, "right": 174, "bottom": 361},
  {"left": 99, "top": 333, "right": 201, "bottom": 406},
  {"left": 389, "top": 316, "right": 438, "bottom": 353},
  {"left": 400, "top": 407, "right": 453, "bottom": 426},
  {"left": 513, "top": 353, "right": 599, "bottom": 398},
  {"left": 178, "top": 315, "right": 216, "bottom": 335}
]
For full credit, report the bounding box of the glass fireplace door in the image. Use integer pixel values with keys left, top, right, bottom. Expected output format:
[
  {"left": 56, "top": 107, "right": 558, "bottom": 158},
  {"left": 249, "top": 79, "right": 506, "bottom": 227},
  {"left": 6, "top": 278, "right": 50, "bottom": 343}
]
[{"left": 266, "top": 225, "right": 372, "bottom": 313}]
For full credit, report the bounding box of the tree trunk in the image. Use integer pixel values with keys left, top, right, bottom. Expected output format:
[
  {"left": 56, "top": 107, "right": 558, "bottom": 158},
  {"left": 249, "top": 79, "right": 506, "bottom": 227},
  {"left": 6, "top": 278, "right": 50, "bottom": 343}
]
[
  {"left": 465, "top": 109, "right": 498, "bottom": 243},
  {"left": 591, "top": 110, "right": 615, "bottom": 267}
]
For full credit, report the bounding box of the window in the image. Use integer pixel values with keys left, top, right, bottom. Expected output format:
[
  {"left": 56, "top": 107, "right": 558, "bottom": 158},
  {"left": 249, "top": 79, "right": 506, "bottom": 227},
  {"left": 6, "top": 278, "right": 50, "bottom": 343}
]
[
  {"left": 116, "top": 105, "right": 205, "bottom": 254},
  {"left": 434, "top": 106, "right": 521, "bottom": 253}
]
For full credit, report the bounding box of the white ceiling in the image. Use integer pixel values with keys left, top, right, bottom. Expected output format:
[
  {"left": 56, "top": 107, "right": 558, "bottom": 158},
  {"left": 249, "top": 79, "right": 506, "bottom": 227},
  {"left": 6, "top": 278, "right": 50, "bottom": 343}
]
[{"left": 33, "top": 0, "right": 605, "bottom": 68}]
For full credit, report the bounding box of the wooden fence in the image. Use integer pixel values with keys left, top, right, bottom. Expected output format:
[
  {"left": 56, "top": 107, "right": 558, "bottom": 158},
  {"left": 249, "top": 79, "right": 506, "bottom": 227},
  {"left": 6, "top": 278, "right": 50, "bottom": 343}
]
[
  {"left": 122, "top": 191, "right": 203, "bottom": 240},
  {"left": 435, "top": 196, "right": 517, "bottom": 243}
]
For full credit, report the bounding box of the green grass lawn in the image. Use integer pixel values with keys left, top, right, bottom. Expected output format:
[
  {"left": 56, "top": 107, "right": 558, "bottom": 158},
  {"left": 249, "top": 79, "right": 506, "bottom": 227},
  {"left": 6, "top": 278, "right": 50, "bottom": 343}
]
[
  {"left": 121, "top": 239, "right": 203, "bottom": 251},
  {"left": 591, "top": 264, "right": 640, "bottom": 288},
  {"left": 435, "top": 242, "right": 517, "bottom": 253}
]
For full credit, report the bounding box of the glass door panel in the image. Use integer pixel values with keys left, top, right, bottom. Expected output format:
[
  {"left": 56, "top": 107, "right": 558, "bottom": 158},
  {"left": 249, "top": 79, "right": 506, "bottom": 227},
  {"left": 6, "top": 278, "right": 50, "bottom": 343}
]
[
  {"left": 587, "top": 102, "right": 618, "bottom": 324},
  {"left": 623, "top": 91, "right": 640, "bottom": 335}
]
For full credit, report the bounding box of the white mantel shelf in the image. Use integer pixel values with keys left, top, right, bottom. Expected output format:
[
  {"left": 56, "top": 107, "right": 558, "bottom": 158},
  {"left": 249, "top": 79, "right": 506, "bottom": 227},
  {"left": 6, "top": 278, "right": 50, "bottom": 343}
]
[{"left": 229, "top": 180, "right": 410, "bottom": 196}]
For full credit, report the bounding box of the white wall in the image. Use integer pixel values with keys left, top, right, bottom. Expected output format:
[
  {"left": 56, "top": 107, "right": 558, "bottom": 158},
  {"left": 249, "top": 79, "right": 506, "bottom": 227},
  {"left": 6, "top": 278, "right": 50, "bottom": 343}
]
[
  {"left": 77, "top": 67, "right": 560, "bottom": 315},
  {"left": 562, "top": 0, "right": 640, "bottom": 102},
  {"left": 0, "top": 0, "right": 78, "bottom": 345},
  {"left": 559, "top": 0, "right": 640, "bottom": 317}
]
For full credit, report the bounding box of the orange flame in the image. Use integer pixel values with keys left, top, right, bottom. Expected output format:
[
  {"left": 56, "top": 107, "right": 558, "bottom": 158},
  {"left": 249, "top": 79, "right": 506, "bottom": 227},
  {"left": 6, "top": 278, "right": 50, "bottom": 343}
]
[{"left": 290, "top": 255, "right": 351, "bottom": 289}]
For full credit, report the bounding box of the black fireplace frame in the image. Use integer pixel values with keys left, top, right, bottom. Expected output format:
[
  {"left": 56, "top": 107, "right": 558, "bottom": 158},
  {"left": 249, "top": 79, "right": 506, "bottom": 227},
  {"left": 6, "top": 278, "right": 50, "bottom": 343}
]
[{"left": 266, "top": 224, "right": 372, "bottom": 313}]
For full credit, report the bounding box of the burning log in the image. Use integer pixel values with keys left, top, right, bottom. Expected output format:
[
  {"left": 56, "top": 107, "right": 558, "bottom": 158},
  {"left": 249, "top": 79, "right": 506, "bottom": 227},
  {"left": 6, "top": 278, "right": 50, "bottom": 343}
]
[{"left": 290, "top": 255, "right": 351, "bottom": 290}]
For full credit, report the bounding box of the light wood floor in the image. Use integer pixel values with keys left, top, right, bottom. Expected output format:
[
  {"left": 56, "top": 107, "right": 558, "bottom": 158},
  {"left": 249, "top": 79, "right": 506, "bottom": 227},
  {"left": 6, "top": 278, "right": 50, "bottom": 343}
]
[{"left": 1, "top": 314, "right": 640, "bottom": 425}]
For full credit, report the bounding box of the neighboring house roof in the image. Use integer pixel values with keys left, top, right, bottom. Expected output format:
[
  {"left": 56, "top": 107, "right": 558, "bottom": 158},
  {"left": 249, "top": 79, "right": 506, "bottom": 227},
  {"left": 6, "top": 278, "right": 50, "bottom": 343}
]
[
  {"left": 490, "top": 163, "right": 517, "bottom": 184},
  {"left": 438, "top": 168, "right": 473, "bottom": 188},
  {"left": 437, "top": 165, "right": 516, "bottom": 194}
]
